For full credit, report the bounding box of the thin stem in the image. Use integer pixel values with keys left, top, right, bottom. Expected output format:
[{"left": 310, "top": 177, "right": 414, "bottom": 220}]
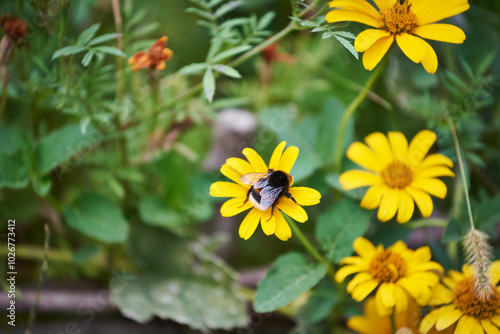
[
  {"left": 390, "top": 313, "right": 397, "bottom": 333},
  {"left": 25, "top": 224, "right": 50, "bottom": 334},
  {"left": 333, "top": 55, "right": 389, "bottom": 174},
  {"left": 287, "top": 219, "right": 336, "bottom": 281},
  {"left": 447, "top": 116, "right": 475, "bottom": 230},
  {"left": 111, "top": 0, "right": 124, "bottom": 99},
  {"left": 436, "top": 71, "right": 475, "bottom": 230}
]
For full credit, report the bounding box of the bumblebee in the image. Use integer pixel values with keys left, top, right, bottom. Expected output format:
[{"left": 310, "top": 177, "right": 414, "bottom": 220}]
[{"left": 239, "top": 169, "right": 297, "bottom": 216}]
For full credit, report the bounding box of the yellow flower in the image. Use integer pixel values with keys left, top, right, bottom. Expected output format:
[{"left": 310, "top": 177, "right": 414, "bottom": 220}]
[
  {"left": 420, "top": 262, "right": 500, "bottom": 334},
  {"left": 339, "top": 130, "right": 455, "bottom": 224},
  {"left": 336, "top": 237, "right": 443, "bottom": 317},
  {"left": 326, "top": 0, "right": 469, "bottom": 73},
  {"left": 348, "top": 296, "right": 421, "bottom": 334},
  {"left": 209, "top": 141, "right": 321, "bottom": 241}
]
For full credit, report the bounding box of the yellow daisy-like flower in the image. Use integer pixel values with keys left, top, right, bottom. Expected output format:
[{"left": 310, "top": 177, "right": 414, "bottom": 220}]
[
  {"left": 339, "top": 130, "right": 455, "bottom": 224},
  {"left": 326, "top": 0, "right": 469, "bottom": 73},
  {"left": 420, "top": 261, "right": 500, "bottom": 334},
  {"left": 348, "top": 296, "right": 424, "bottom": 334},
  {"left": 336, "top": 237, "right": 443, "bottom": 317},
  {"left": 209, "top": 141, "right": 321, "bottom": 241}
]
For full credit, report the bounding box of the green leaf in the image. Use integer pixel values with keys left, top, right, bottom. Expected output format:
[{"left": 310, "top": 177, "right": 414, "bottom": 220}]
[
  {"left": 316, "top": 198, "right": 372, "bottom": 263},
  {"left": 203, "top": 67, "right": 216, "bottom": 103},
  {"left": 93, "top": 46, "right": 127, "bottom": 57},
  {"left": 36, "top": 124, "right": 102, "bottom": 175},
  {"left": 297, "top": 279, "right": 338, "bottom": 324},
  {"left": 138, "top": 196, "right": 184, "bottom": 230},
  {"left": 214, "top": 1, "right": 243, "bottom": 18},
  {"left": 76, "top": 23, "right": 101, "bottom": 45},
  {"left": 334, "top": 35, "right": 358, "bottom": 60},
  {"left": 81, "top": 50, "right": 95, "bottom": 67},
  {"left": 213, "top": 64, "right": 241, "bottom": 78},
  {"left": 475, "top": 195, "right": 500, "bottom": 230},
  {"left": 88, "top": 33, "right": 122, "bottom": 46},
  {"left": 209, "top": 45, "right": 251, "bottom": 63},
  {"left": 325, "top": 173, "right": 365, "bottom": 201},
  {"left": 258, "top": 11, "right": 275, "bottom": 29},
  {"left": 186, "top": 7, "right": 214, "bottom": 21},
  {"left": 179, "top": 62, "right": 208, "bottom": 75},
  {"left": 63, "top": 193, "right": 129, "bottom": 243},
  {"left": 0, "top": 153, "right": 29, "bottom": 189},
  {"left": 128, "top": 22, "right": 161, "bottom": 39},
  {"left": 111, "top": 275, "right": 247, "bottom": 331},
  {"left": 52, "top": 46, "right": 87, "bottom": 60},
  {"left": 254, "top": 252, "right": 327, "bottom": 313},
  {"left": 443, "top": 217, "right": 465, "bottom": 243}
]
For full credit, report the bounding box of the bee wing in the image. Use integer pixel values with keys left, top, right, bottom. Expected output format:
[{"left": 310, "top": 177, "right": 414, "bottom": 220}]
[
  {"left": 239, "top": 172, "right": 270, "bottom": 187},
  {"left": 259, "top": 186, "right": 284, "bottom": 211}
]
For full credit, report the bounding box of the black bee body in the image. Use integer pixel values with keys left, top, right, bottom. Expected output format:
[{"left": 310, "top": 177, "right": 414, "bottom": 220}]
[{"left": 240, "top": 169, "right": 297, "bottom": 216}]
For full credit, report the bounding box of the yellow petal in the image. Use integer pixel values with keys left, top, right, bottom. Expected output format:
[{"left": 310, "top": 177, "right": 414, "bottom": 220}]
[
  {"left": 379, "top": 282, "right": 396, "bottom": 308},
  {"left": 288, "top": 187, "right": 321, "bottom": 206},
  {"left": 278, "top": 146, "right": 299, "bottom": 173},
  {"left": 220, "top": 197, "right": 253, "bottom": 217},
  {"left": 360, "top": 183, "right": 390, "bottom": 210},
  {"left": 408, "top": 130, "right": 437, "bottom": 166},
  {"left": 388, "top": 131, "right": 409, "bottom": 161},
  {"left": 238, "top": 208, "right": 261, "bottom": 240},
  {"left": 260, "top": 209, "right": 276, "bottom": 236},
  {"left": 277, "top": 197, "right": 308, "bottom": 222},
  {"left": 225, "top": 157, "right": 254, "bottom": 174},
  {"left": 406, "top": 245, "right": 432, "bottom": 263},
  {"left": 489, "top": 261, "right": 500, "bottom": 285},
  {"left": 375, "top": 286, "right": 393, "bottom": 316},
  {"left": 394, "top": 284, "right": 408, "bottom": 314},
  {"left": 339, "top": 170, "right": 383, "bottom": 190},
  {"left": 421, "top": 38, "right": 438, "bottom": 74},
  {"left": 412, "top": 0, "right": 470, "bottom": 26},
  {"left": 492, "top": 315, "right": 500, "bottom": 327},
  {"left": 329, "top": 0, "right": 381, "bottom": 18},
  {"left": 398, "top": 277, "right": 422, "bottom": 298},
  {"left": 353, "top": 237, "right": 377, "bottom": 258},
  {"left": 414, "top": 23, "right": 466, "bottom": 44},
  {"left": 436, "top": 308, "right": 463, "bottom": 330},
  {"left": 482, "top": 319, "right": 500, "bottom": 334},
  {"left": 364, "top": 132, "right": 393, "bottom": 164},
  {"left": 411, "top": 178, "right": 447, "bottom": 199},
  {"left": 418, "top": 153, "right": 454, "bottom": 169},
  {"left": 336, "top": 264, "right": 367, "bottom": 283},
  {"left": 420, "top": 307, "right": 447, "bottom": 334},
  {"left": 455, "top": 314, "right": 476, "bottom": 334},
  {"left": 396, "top": 33, "right": 426, "bottom": 64},
  {"left": 397, "top": 190, "right": 414, "bottom": 223},
  {"left": 210, "top": 181, "right": 248, "bottom": 197},
  {"left": 242, "top": 147, "right": 268, "bottom": 173},
  {"left": 326, "top": 9, "right": 381, "bottom": 28},
  {"left": 274, "top": 210, "right": 292, "bottom": 241},
  {"left": 373, "top": 0, "right": 396, "bottom": 11},
  {"left": 347, "top": 272, "right": 373, "bottom": 293},
  {"left": 355, "top": 29, "right": 391, "bottom": 52},
  {"left": 221, "top": 164, "right": 243, "bottom": 184},
  {"left": 269, "top": 141, "right": 286, "bottom": 170},
  {"left": 377, "top": 188, "right": 399, "bottom": 222},
  {"left": 428, "top": 283, "right": 453, "bottom": 305},
  {"left": 346, "top": 142, "right": 387, "bottom": 172},
  {"left": 352, "top": 279, "right": 380, "bottom": 301},
  {"left": 362, "top": 35, "right": 394, "bottom": 71},
  {"left": 416, "top": 166, "right": 455, "bottom": 179}
]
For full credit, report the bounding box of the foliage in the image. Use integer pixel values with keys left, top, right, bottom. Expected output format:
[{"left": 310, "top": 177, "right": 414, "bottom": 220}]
[{"left": 1, "top": 0, "right": 500, "bottom": 333}]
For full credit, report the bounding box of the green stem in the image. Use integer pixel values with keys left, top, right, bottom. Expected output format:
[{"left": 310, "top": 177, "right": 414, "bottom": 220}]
[
  {"left": 288, "top": 219, "right": 336, "bottom": 281},
  {"left": 25, "top": 224, "right": 50, "bottom": 334},
  {"left": 390, "top": 313, "right": 397, "bottom": 333},
  {"left": 447, "top": 116, "right": 475, "bottom": 230},
  {"left": 332, "top": 55, "right": 389, "bottom": 174}
]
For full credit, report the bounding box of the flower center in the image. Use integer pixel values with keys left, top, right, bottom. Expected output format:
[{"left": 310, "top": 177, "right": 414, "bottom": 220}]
[
  {"left": 370, "top": 249, "right": 407, "bottom": 283},
  {"left": 381, "top": 161, "right": 414, "bottom": 189},
  {"left": 453, "top": 276, "right": 500, "bottom": 319},
  {"left": 380, "top": 0, "right": 417, "bottom": 35}
]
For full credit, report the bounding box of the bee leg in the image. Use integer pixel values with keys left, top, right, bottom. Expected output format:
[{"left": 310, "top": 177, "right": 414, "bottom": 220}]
[
  {"left": 284, "top": 191, "right": 298, "bottom": 204},
  {"left": 267, "top": 201, "right": 278, "bottom": 221},
  {"left": 240, "top": 187, "right": 253, "bottom": 207}
]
